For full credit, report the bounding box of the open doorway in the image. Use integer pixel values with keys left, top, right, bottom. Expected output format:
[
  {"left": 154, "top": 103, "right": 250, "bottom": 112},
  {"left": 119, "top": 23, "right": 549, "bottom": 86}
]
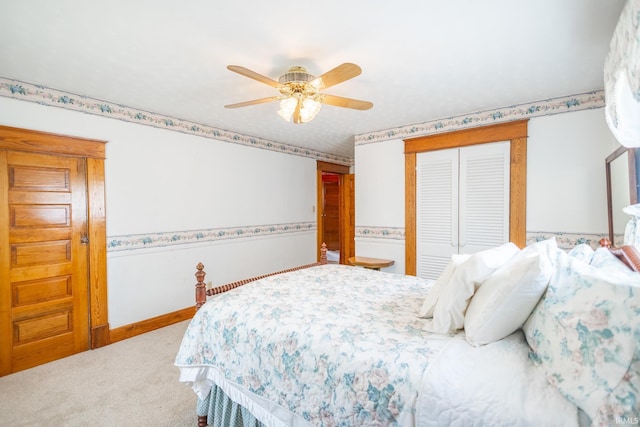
[
  {"left": 316, "top": 161, "right": 354, "bottom": 264},
  {"left": 322, "top": 173, "right": 340, "bottom": 262}
]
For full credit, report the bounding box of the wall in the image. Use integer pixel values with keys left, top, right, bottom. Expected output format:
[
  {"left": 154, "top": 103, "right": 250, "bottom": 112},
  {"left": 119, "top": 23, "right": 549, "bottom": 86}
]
[
  {"left": 354, "top": 108, "right": 622, "bottom": 274},
  {"left": 527, "top": 109, "right": 620, "bottom": 234},
  {"left": 354, "top": 139, "right": 407, "bottom": 274},
  {"left": 0, "top": 97, "right": 317, "bottom": 328},
  {"left": 0, "top": 87, "right": 625, "bottom": 325}
]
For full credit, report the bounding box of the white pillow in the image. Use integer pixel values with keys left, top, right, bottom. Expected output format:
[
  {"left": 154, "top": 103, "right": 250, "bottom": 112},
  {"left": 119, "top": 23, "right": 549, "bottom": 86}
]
[
  {"left": 464, "top": 252, "right": 553, "bottom": 347},
  {"left": 464, "top": 238, "right": 557, "bottom": 346},
  {"left": 425, "top": 242, "right": 520, "bottom": 334},
  {"left": 418, "top": 254, "right": 470, "bottom": 318}
]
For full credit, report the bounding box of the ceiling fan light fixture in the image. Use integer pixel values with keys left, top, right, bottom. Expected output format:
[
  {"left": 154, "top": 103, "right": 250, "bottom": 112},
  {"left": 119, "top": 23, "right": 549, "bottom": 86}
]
[
  {"left": 277, "top": 97, "right": 297, "bottom": 122},
  {"left": 300, "top": 97, "right": 322, "bottom": 122},
  {"left": 277, "top": 96, "right": 322, "bottom": 124}
]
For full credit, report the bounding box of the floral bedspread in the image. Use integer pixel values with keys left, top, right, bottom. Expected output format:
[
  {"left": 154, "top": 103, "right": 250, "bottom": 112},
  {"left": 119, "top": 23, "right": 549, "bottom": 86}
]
[{"left": 175, "top": 264, "right": 449, "bottom": 426}]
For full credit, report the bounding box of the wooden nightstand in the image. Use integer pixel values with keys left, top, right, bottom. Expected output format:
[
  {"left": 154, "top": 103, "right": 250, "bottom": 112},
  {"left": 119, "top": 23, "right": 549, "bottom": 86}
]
[{"left": 348, "top": 256, "right": 394, "bottom": 271}]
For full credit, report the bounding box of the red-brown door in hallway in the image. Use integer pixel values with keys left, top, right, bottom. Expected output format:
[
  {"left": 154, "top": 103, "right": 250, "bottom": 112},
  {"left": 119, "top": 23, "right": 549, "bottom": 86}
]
[{"left": 322, "top": 173, "right": 340, "bottom": 251}]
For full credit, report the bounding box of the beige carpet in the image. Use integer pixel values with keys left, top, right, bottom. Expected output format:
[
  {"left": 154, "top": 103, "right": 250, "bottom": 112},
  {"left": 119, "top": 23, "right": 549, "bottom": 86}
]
[{"left": 0, "top": 320, "right": 198, "bottom": 427}]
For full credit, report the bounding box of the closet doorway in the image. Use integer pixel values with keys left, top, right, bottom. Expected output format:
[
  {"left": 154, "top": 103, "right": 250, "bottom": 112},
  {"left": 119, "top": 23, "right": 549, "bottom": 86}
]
[
  {"left": 404, "top": 120, "right": 528, "bottom": 277},
  {"left": 0, "top": 126, "right": 108, "bottom": 376},
  {"left": 316, "top": 161, "right": 354, "bottom": 264}
]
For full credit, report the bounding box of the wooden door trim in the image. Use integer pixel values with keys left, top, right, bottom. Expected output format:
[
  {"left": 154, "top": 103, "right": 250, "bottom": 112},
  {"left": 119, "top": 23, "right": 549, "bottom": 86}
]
[
  {"left": 404, "top": 120, "right": 528, "bottom": 276},
  {"left": 317, "top": 161, "right": 350, "bottom": 174},
  {"left": 0, "top": 125, "right": 109, "bottom": 349},
  {"left": 316, "top": 161, "right": 350, "bottom": 262},
  {"left": 0, "top": 125, "right": 106, "bottom": 159},
  {"left": 0, "top": 151, "right": 10, "bottom": 374},
  {"left": 404, "top": 120, "right": 529, "bottom": 154},
  {"left": 86, "top": 158, "right": 109, "bottom": 348},
  {"left": 340, "top": 174, "right": 355, "bottom": 264}
]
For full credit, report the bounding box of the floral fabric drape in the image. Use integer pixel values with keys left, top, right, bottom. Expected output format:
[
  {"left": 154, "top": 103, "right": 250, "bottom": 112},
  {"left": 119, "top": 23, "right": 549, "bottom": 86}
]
[{"left": 604, "top": 0, "right": 640, "bottom": 147}]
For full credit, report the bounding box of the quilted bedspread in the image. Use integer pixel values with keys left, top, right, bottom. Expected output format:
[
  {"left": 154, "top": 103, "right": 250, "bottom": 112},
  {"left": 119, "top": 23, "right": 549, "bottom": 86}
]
[{"left": 175, "top": 264, "right": 449, "bottom": 426}]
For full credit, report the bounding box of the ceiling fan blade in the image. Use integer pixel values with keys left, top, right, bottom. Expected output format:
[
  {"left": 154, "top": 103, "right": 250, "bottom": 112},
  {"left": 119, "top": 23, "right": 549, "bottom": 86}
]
[
  {"left": 227, "top": 65, "right": 282, "bottom": 88},
  {"left": 321, "top": 94, "right": 373, "bottom": 110},
  {"left": 310, "top": 63, "right": 362, "bottom": 90},
  {"left": 224, "top": 96, "right": 281, "bottom": 108}
]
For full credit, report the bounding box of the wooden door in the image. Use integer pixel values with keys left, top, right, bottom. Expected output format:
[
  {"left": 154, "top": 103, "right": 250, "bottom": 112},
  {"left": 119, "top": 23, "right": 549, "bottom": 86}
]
[
  {"left": 339, "top": 174, "right": 355, "bottom": 264},
  {"left": 322, "top": 174, "right": 340, "bottom": 251},
  {"left": 0, "top": 150, "right": 90, "bottom": 375},
  {"left": 316, "top": 161, "right": 351, "bottom": 263}
]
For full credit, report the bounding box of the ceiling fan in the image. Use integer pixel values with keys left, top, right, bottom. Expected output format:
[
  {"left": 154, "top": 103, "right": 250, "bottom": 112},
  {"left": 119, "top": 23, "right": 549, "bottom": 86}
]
[{"left": 224, "top": 63, "right": 373, "bottom": 124}]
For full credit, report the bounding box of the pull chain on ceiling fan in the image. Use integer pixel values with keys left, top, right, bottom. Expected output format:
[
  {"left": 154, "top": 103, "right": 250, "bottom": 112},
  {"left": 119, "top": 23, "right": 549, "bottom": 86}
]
[{"left": 224, "top": 63, "right": 373, "bottom": 124}]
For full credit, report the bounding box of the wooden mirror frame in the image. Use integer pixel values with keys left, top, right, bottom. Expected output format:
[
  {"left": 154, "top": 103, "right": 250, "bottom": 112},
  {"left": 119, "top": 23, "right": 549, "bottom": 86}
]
[{"left": 605, "top": 146, "right": 639, "bottom": 246}]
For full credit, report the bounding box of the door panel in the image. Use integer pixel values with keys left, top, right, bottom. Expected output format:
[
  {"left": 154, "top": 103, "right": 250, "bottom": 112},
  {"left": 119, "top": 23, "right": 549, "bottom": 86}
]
[
  {"left": 1, "top": 150, "right": 89, "bottom": 375},
  {"left": 416, "top": 148, "right": 459, "bottom": 279}
]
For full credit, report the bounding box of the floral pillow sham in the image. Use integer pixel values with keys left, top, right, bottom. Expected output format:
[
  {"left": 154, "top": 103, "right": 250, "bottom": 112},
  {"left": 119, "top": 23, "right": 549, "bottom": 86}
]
[{"left": 523, "top": 249, "right": 640, "bottom": 420}]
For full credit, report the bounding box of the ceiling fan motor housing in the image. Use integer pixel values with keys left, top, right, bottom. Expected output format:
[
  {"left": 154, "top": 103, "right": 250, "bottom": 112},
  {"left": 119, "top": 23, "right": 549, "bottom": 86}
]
[{"left": 278, "top": 66, "right": 315, "bottom": 84}]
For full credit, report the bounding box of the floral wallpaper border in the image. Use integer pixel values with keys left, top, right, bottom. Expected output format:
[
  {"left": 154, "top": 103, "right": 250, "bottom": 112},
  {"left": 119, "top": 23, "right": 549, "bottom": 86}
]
[
  {"left": 355, "top": 227, "right": 609, "bottom": 250},
  {"left": 355, "top": 226, "right": 406, "bottom": 240},
  {"left": 355, "top": 90, "right": 605, "bottom": 145},
  {"left": 526, "top": 231, "right": 609, "bottom": 250},
  {"left": 1, "top": 76, "right": 605, "bottom": 165},
  {"left": 0, "top": 77, "right": 352, "bottom": 166},
  {"left": 107, "top": 222, "right": 316, "bottom": 252},
  {"left": 106, "top": 224, "right": 608, "bottom": 253}
]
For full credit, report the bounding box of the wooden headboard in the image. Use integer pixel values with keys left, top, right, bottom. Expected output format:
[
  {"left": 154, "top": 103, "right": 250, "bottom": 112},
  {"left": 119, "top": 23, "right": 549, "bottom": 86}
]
[
  {"left": 610, "top": 246, "right": 640, "bottom": 272},
  {"left": 600, "top": 238, "right": 640, "bottom": 272}
]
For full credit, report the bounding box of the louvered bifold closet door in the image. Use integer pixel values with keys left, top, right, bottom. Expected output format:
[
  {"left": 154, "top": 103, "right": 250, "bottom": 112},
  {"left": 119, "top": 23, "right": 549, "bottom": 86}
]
[
  {"left": 416, "top": 141, "right": 511, "bottom": 280},
  {"left": 416, "top": 148, "right": 459, "bottom": 280},
  {"left": 458, "top": 141, "right": 510, "bottom": 255}
]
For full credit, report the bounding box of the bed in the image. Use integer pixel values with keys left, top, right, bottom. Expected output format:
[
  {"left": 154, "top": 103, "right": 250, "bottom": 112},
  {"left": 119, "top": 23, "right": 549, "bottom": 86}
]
[{"left": 175, "top": 241, "right": 640, "bottom": 427}]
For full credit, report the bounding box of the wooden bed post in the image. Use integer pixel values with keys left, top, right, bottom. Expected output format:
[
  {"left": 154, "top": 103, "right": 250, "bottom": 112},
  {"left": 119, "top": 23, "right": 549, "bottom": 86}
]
[
  {"left": 195, "top": 263, "right": 207, "bottom": 312},
  {"left": 320, "top": 242, "right": 328, "bottom": 264}
]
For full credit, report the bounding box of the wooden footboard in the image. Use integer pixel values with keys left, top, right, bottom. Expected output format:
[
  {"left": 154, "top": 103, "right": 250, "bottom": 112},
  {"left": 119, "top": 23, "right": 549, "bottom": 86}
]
[{"left": 195, "top": 242, "right": 328, "bottom": 311}]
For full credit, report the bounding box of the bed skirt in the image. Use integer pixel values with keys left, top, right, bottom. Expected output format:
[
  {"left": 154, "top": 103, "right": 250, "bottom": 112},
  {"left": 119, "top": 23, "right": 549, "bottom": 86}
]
[{"left": 197, "top": 385, "right": 265, "bottom": 427}]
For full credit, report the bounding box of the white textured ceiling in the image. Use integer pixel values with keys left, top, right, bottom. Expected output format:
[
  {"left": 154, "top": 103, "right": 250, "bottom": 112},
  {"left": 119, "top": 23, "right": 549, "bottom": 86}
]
[{"left": 0, "top": 0, "right": 626, "bottom": 160}]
